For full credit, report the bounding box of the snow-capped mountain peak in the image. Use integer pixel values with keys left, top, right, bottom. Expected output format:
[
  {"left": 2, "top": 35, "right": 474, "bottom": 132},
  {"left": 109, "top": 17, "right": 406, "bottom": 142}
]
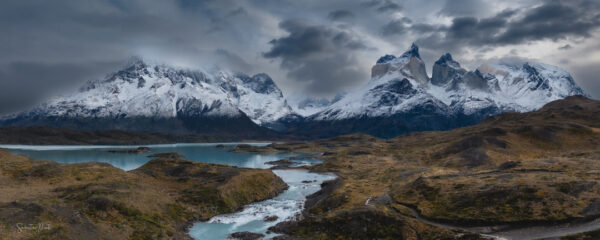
[
  {"left": 400, "top": 43, "right": 420, "bottom": 59},
  {"left": 1, "top": 58, "right": 293, "bottom": 129},
  {"left": 434, "top": 53, "right": 461, "bottom": 69},
  {"left": 374, "top": 43, "right": 421, "bottom": 66},
  {"left": 229, "top": 72, "right": 293, "bottom": 125},
  {"left": 306, "top": 45, "right": 587, "bottom": 137},
  {"left": 0, "top": 47, "right": 587, "bottom": 139},
  {"left": 431, "top": 53, "right": 466, "bottom": 86},
  {"left": 371, "top": 43, "right": 429, "bottom": 85}
]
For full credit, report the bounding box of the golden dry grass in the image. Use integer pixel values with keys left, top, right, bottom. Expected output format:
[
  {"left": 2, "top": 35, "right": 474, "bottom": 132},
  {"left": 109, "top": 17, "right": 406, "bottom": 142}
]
[
  {"left": 0, "top": 150, "right": 287, "bottom": 240},
  {"left": 245, "top": 96, "right": 600, "bottom": 239}
]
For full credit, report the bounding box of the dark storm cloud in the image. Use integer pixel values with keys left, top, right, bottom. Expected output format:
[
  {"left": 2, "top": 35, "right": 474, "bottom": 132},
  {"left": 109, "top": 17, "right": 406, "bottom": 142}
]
[
  {"left": 264, "top": 19, "right": 369, "bottom": 94},
  {"left": 1, "top": 0, "right": 600, "bottom": 114},
  {"left": 361, "top": 0, "right": 402, "bottom": 13},
  {"left": 328, "top": 10, "right": 354, "bottom": 21},
  {"left": 572, "top": 64, "right": 600, "bottom": 98},
  {"left": 442, "top": 9, "right": 518, "bottom": 45},
  {"left": 416, "top": 0, "right": 600, "bottom": 49},
  {"left": 361, "top": 0, "right": 381, "bottom": 8},
  {"left": 495, "top": 1, "right": 600, "bottom": 44},
  {"left": 0, "top": 0, "right": 270, "bottom": 114},
  {"left": 444, "top": 14, "right": 507, "bottom": 43},
  {"left": 0, "top": 61, "right": 119, "bottom": 114},
  {"left": 376, "top": 1, "right": 402, "bottom": 13},
  {"left": 382, "top": 18, "right": 410, "bottom": 36},
  {"left": 410, "top": 23, "right": 442, "bottom": 34},
  {"left": 214, "top": 49, "right": 252, "bottom": 73},
  {"left": 228, "top": 7, "right": 247, "bottom": 17},
  {"left": 438, "top": 0, "right": 491, "bottom": 17}
]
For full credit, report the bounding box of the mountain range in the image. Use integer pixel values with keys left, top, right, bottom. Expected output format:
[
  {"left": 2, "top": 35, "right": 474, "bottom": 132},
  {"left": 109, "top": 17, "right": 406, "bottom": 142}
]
[
  {"left": 290, "top": 44, "right": 585, "bottom": 137},
  {"left": 0, "top": 59, "right": 291, "bottom": 137},
  {"left": 0, "top": 45, "right": 586, "bottom": 138}
]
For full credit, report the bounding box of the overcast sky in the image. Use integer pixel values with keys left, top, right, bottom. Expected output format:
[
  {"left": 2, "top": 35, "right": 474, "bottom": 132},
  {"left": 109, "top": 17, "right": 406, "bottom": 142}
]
[{"left": 1, "top": 0, "right": 599, "bottom": 114}]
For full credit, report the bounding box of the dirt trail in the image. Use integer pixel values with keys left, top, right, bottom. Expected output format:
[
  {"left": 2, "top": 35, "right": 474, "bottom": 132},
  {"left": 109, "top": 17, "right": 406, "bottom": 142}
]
[{"left": 397, "top": 203, "right": 600, "bottom": 240}]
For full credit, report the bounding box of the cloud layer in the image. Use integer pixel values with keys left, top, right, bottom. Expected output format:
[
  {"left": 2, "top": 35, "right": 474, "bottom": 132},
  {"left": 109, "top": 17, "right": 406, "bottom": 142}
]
[
  {"left": 263, "top": 19, "right": 369, "bottom": 94},
  {"left": 0, "top": 0, "right": 599, "bottom": 114}
]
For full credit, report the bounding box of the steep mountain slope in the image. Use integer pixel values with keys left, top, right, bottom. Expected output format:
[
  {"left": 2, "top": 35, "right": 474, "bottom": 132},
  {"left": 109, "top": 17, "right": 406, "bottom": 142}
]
[
  {"left": 226, "top": 72, "right": 293, "bottom": 125},
  {"left": 0, "top": 59, "right": 292, "bottom": 136},
  {"left": 290, "top": 44, "right": 586, "bottom": 138},
  {"left": 315, "top": 44, "right": 446, "bottom": 120}
]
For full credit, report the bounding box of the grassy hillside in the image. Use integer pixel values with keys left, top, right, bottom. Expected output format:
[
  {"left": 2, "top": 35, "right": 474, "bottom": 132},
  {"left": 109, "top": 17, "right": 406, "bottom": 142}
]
[
  {"left": 242, "top": 95, "right": 600, "bottom": 239},
  {"left": 0, "top": 150, "right": 287, "bottom": 239}
]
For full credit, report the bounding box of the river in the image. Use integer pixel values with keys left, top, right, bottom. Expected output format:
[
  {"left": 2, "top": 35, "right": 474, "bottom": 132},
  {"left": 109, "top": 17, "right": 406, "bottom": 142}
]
[{"left": 1, "top": 143, "right": 334, "bottom": 240}]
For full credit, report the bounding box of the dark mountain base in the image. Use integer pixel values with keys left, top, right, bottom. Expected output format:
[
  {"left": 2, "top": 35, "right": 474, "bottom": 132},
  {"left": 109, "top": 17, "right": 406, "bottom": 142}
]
[
  {"left": 0, "top": 114, "right": 288, "bottom": 144},
  {"left": 284, "top": 111, "right": 498, "bottom": 139},
  {"left": 1, "top": 115, "right": 270, "bottom": 134},
  {"left": 0, "top": 108, "right": 505, "bottom": 144},
  {"left": 0, "top": 126, "right": 282, "bottom": 145}
]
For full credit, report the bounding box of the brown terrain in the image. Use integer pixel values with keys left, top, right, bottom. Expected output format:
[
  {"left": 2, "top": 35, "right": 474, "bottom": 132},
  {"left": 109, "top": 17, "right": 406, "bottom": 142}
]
[
  {"left": 236, "top": 95, "right": 600, "bottom": 239},
  {"left": 1, "top": 95, "right": 600, "bottom": 239},
  {"left": 0, "top": 151, "right": 287, "bottom": 239}
]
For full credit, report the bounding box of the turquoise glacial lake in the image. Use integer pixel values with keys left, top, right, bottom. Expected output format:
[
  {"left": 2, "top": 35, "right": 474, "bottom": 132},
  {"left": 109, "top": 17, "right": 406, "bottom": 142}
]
[{"left": 1, "top": 143, "right": 333, "bottom": 240}]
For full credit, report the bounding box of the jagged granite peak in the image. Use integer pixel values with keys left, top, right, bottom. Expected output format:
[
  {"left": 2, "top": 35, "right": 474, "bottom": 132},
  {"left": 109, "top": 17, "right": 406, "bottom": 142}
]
[
  {"left": 371, "top": 44, "right": 429, "bottom": 84},
  {"left": 435, "top": 53, "right": 453, "bottom": 64},
  {"left": 237, "top": 73, "right": 279, "bottom": 95},
  {"left": 461, "top": 69, "right": 489, "bottom": 90},
  {"left": 375, "top": 43, "right": 420, "bottom": 64},
  {"left": 123, "top": 56, "right": 148, "bottom": 70},
  {"left": 434, "top": 53, "right": 461, "bottom": 68},
  {"left": 376, "top": 54, "right": 396, "bottom": 64},
  {"left": 400, "top": 43, "right": 420, "bottom": 59},
  {"left": 0, "top": 58, "right": 294, "bottom": 131},
  {"left": 313, "top": 74, "right": 443, "bottom": 121},
  {"left": 432, "top": 53, "right": 466, "bottom": 86},
  {"left": 303, "top": 47, "right": 587, "bottom": 138},
  {"left": 522, "top": 62, "right": 551, "bottom": 91},
  {"left": 0, "top": 47, "right": 588, "bottom": 139}
]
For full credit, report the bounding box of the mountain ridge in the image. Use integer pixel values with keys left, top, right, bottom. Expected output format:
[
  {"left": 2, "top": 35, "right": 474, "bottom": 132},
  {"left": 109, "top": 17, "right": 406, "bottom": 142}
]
[
  {"left": 289, "top": 44, "right": 586, "bottom": 138},
  {"left": 0, "top": 59, "right": 292, "bottom": 136},
  {"left": 0, "top": 45, "right": 587, "bottom": 138}
]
